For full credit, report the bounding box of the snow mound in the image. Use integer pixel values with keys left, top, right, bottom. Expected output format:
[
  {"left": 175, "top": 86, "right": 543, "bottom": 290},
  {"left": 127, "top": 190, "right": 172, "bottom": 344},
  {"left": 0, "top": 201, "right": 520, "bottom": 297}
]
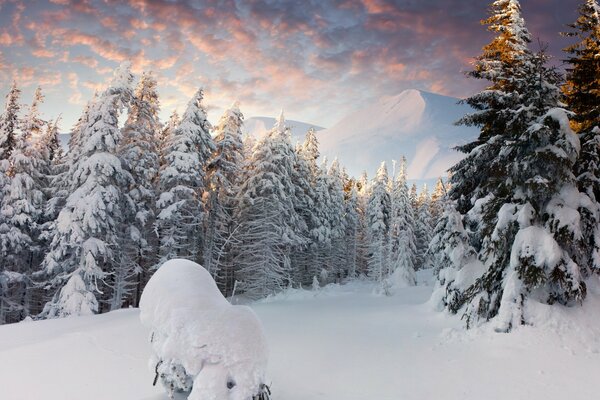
[{"left": 140, "top": 259, "right": 269, "bottom": 400}]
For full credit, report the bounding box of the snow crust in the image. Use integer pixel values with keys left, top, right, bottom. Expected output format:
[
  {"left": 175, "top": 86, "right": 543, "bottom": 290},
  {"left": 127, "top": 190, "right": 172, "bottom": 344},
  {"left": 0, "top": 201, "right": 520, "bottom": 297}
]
[{"left": 139, "top": 259, "right": 268, "bottom": 400}]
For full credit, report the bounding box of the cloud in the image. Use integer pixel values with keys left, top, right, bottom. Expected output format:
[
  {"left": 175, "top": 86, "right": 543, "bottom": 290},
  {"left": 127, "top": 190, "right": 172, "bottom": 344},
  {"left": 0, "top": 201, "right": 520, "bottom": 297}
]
[{"left": 0, "top": 0, "right": 582, "bottom": 130}]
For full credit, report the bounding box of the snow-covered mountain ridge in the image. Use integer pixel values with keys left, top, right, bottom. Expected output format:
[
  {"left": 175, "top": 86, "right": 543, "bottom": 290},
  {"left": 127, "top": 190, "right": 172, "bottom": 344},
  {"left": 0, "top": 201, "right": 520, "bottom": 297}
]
[
  {"left": 245, "top": 89, "right": 478, "bottom": 181},
  {"left": 317, "top": 89, "right": 478, "bottom": 180}
]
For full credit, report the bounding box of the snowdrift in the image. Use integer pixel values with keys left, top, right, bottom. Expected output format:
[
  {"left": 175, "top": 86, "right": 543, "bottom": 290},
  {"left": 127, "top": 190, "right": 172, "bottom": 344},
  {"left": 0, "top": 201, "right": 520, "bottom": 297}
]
[{"left": 139, "top": 259, "right": 269, "bottom": 400}]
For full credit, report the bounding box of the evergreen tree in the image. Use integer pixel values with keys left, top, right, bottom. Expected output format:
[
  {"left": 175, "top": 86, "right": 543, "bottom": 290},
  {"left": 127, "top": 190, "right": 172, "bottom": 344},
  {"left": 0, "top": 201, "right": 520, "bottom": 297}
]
[
  {"left": 366, "top": 162, "right": 391, "bottom": 284},
  {"left": 118, "top": 72, "right": 161, "bottom": 307},
  {"left": 0, "top": 87, "right": 47, "bottom": 323},
  {"left": 41, "top": 63, "right": 134, "bottom": 318},
  {"left": 429, "top": 200, "right": 483, "bottom": 312},
  {"left": 156, "top": 89, "right": 213, "bottom": 267},
  {"left": 563, "top": 0, "right": 600, "bottom": 274},
  {"left": 0, "top": 82, "right": 21, "bottom": 160},
  {"left": 289, "top": 136, "right": 319, "bottom": 286},
  {"left": 344, "top": 184, "right": 360, "bottom": 279},
  {"left": 204, "top": 102, "right": 244, "bottom": 294},
  {"left": 429, "top": 177, "right": 446, "bottom": 225},
  {"left": 355, "top": 171, "right": 370, "bottom": 276},
  {"left": 452, "top": 0, "right": 532, "bottom": 214},
  {"left": 388, "top": 157, "right": 417, "bottom": 287},
  {"left": 414, "top": 184, "right": 433, "bottom": 270},
  {"left": 563, "top": 0, "right": 600, "bottom": 134},
  {"left": 158, "top": 110, "right": 180, "bottom": 165},
  {"left": 445, "top": 2, "right": 594, "bottom": 330},
  {"left": 324, "top": 159, "right": 346, "bottom": 281},
  {"left": 235, "top": 113, "right": 302, "bottom": 298}
]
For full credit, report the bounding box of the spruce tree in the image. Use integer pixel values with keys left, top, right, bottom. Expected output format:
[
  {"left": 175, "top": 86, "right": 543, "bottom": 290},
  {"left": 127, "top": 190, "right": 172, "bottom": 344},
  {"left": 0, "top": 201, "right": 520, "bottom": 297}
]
[
  {"left": 563, "top": 0, "right": 600, "bottom": 275},
  {"left": 42, "top": 63, "right": 134, "bottom": 318},
  {"left": 0, "top": 87, "right": 46, "bottom": 323},
  {"left": 290, "top": 137, "right": 319, "bottom": 286},
  {"left": 118, "top": 72, "right": 161, "bottom": 307},
  {"left": 235, "top": 113, "right": 302, "bottom": 298},
  {"left": 563, "top": 0, "right": 600, "bottom": 135},
  {"left": 0, "top": 82, "right": 21, "bottom": 160},
  {"left": 156, "top": 89, "right": 213, "bottom": 267},
  {"left": 204, "top": 102, "right": 244, "bottom": 294},
  {"left": 414, "top": 184, "right": 433, "bottom": 270},
  {"left": 388, "top": 157, "right": 417, "bottom": 287},
  {"left": 429, "top": 199, "right": 483, "bottom": 312},
  {"left": 445, "top": 1, "right": 594, "bottom": 331},
  {"left": 324, "top": 159, "right": 347, "bottom": 281},
  {"left": 366, "top": 162, "right": 391, "bottom": 284}
]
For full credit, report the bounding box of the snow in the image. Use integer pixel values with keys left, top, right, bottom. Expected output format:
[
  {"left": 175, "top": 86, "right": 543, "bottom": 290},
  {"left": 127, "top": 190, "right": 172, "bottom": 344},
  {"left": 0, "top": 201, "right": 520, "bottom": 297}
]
[
  {"left": 140, "top": 259, "right": 268, "bottom": 400},
  {"left": 317, "top": 89, "right": 478, "bottom": 180},
  {"left": 2, "top": 270, "right": 600, "bottom": 399}
]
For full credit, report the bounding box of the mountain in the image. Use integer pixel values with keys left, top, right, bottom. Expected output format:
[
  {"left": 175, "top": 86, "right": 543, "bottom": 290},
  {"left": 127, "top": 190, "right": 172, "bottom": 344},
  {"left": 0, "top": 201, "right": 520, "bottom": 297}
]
[
  {"left": 317, "top": 89, "right": 478, "bottom": 180},
  {"left": 242, "top": 116, "right": 324, "bottom": 142}
]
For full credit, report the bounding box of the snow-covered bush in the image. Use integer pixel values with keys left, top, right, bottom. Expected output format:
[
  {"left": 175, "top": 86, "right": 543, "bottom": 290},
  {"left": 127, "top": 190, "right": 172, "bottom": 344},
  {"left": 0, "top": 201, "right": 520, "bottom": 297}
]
[{"left": 139, "top": 259, "right": 270, "bottom": 400}]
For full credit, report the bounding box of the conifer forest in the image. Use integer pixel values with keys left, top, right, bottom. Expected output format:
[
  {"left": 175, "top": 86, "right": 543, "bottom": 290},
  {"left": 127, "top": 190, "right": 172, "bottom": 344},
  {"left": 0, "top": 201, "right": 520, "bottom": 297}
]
[{"left": 1, "top": 1, "right": 600, "bottom": 399}]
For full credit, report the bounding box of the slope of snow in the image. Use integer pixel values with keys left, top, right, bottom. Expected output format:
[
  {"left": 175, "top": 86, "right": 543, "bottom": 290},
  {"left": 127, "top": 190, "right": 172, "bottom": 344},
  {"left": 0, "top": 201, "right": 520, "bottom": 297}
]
[
  {"left": 242, "top": 116, "right": 324, "bottom": 143},
  {"left": 1, "top": 273, "right": 599, "bottom": 400},
  {"left": 318, "top": 89, "right": 478, "bottom": 180}
]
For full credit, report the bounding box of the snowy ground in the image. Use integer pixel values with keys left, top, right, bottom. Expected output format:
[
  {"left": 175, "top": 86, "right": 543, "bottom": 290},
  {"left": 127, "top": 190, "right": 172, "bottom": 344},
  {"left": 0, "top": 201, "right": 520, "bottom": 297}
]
[{"left": 1, "top": 271, "right": 600, "bottom": 400}]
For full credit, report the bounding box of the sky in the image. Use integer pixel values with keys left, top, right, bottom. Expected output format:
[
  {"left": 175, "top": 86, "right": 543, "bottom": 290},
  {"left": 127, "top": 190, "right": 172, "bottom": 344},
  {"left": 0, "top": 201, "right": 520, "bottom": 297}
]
[{"left": 0, "top": 0, "right": 583, "bottom": 130}]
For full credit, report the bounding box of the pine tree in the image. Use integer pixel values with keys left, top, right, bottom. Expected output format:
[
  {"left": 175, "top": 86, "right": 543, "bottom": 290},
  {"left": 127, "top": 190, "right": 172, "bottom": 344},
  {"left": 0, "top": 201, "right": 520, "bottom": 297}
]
[
  {"left": 452, "top": 0, "right": 532, "bottom": 214},
  {"left": 158, "top": 110, "right": 180, "bottom": 165},
  {"left": 235, "top": 113, "right": 302, "bottom": 298},
  {"left": 355, "top": 171, "right": 370, "bottom": 276},
  {"left": 289, "top": 135, "right": 319, "bottom": 286},
  {"left": 366, "top": 162, "right": 391, "bottom": 284},
  {"left": 344, "top": 184, "right": 360, "bottom": 279},
  {"left": 156, "top": 89, "right": 213, "bottom": 267},
  {"left": 0, "top": 87, "right": 47, "bottom": 323},
  {"left": 563, "top": 0, "right": 600, "bottom": 275},
  {"left": 118, "top": 72, "right": 161, "bottom": 307},
  {"left": 41, "top": 63, "right": 134, "bottom": 318},
  {"left": 388, "top": 157, "right": 417, "bottom": 287},
  {"left": 429, "top": 178, "right": 446, "bottom": 225},
  {"left": 204, "top": 102, "right": 244, "bottom": 294},
  {"left": 563, "top": 0, "right": 600, "bottom": 134},
  {"left": 429, "top": 200, "right": 483, "bottom": 312},
  {"left": 0, "top": 82, "right": 21, "bottom": 160},
  {"left": 414, "top": 184, "right": 433, "bottom": 270},
  {"left": 445, "top": 2, "right": 593, "bottom": 331},
  {"left": 324, "top": 159, "right": 346, "bottom": 281}
]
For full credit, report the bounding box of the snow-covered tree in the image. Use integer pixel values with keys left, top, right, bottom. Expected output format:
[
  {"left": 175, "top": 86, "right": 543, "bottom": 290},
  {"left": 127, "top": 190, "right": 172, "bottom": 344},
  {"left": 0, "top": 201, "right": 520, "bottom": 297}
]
[
  {"left": 41, "top": 63, "right": 134, "bottom": 318},
  {"left": 344, "top": 184, "right": 360, "bottom": 279},
  {"left": 452, "top": 0, "right": 532, "bottom": 213},
  {"left": 0, "top": 82, "right": 21, "bottom": 160},
  {"left": 155, "top": 89, "right": 213, "bottom": 267},
  {"left": 355, "top": 171, "right": 370, "bottom": 276},
  {"left": 388, "top": 157, "right": 417, "bottom": 287},
  {"left": 158, "top": 110, "right": 179, "bottom": 165},
  {"left": 0, "top": 87, "right": 47, "bottom": 323},
  {"left": 235, "top": 112, "right": 302, "bottom": 298},
  {"left": 429, "top": 178, "right": 446, "bottom": 225},
  {"left": 414, "top": 184, "right": 433, "bottom": 270},
  {"left": 366, "top": 162, "right": 391, "bottom": 283},
  {"left": 429, "top": 200, "right": 483, "bottom": 312},
  {"left": 204, "top": 102, "right": 244, "bottom": 294},
  {"left": 289, "top": 134, "right": 319, "bottom": 286},
  {"left": 563, "top": 0, "right": 600, "bottom": 275},
  {"left": 324, "top": 159, "right": 347, "bottom": 281},
  {"left": 118, "top": 72, "right": 161, "bottom": 307},
  {"left": 563, "top": 0, "right": 600, "bottom": 135},
  {"left": 446, "top": 2, "right": 595, "bottom": 331}
]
